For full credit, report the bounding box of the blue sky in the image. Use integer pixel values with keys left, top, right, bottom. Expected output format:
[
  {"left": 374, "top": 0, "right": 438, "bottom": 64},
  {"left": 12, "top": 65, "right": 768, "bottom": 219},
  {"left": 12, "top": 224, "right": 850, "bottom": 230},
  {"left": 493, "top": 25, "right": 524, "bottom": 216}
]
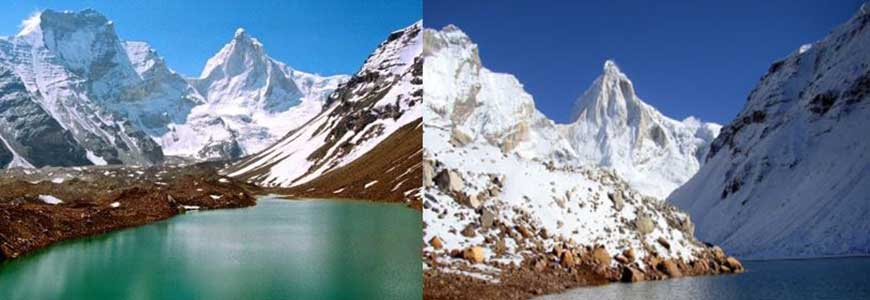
[
  {"left": 425, "top": 0, "right": 864, "bottom": 124},
  {"left": 0, "top": 0, "right": 421, "bottom": 77}
]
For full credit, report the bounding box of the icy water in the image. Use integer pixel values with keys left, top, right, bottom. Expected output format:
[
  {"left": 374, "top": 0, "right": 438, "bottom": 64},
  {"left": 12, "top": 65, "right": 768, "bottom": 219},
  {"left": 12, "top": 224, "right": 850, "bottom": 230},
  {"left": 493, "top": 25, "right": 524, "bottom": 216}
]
[
  {"left": 0, "top": 197, "right": 422, "bottom": 300},
  {"left": 538, "top": 257, "right": 870, "bottom": 300}
]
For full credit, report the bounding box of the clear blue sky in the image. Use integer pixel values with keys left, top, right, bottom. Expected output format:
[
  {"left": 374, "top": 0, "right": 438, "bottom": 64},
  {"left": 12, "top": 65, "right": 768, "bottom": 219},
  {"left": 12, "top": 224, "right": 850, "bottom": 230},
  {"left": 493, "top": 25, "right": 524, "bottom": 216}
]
[
  {"left": 425, "top": 0, "right": 864, "bottom": 124},
  {"left": 0, "top": 0, "right": 421, "bottom": 77}
]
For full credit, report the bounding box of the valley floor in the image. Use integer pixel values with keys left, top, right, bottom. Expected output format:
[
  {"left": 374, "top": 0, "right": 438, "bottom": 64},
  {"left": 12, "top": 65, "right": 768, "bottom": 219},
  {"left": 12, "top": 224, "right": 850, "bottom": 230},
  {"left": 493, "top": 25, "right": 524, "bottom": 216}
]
[{"left": 0, "top": 162, "right": 258, "bottom": 260}]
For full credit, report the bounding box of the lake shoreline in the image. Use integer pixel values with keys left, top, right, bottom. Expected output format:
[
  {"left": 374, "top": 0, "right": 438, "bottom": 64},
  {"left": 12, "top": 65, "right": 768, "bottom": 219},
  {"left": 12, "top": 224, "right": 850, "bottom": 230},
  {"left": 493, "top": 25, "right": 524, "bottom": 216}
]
[
  {"left": 0, "top": 162, "right": 257, "bottom": 261},
  {"left": 424, "top": 246, "right": 745, "bottom": 300}
]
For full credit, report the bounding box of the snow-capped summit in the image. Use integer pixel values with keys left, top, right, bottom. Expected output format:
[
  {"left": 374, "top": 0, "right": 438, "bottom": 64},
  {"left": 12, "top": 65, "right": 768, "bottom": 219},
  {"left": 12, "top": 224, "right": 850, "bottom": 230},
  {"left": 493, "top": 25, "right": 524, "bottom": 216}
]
[
  {"left": 157, "top": 28, "right": 349, "bottom": 160},
  {"left": 670, "top": 2, "right": 870, "bottom": 259},
  {"left": 194, "top": 27, "right": 302, "bottom": 112},
  {"left": 570, "top": 60, "right": 644, "bottom": 124},
  {"left": 563, "top": 60, "right": 721, "bottom": 198}
]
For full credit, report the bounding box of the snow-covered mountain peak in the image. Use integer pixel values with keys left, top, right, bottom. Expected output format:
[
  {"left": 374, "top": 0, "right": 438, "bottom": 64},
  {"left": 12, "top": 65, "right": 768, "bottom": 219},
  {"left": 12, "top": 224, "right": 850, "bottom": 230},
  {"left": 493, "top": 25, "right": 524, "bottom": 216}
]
[
  {"left": 199, "top": 28, "right": 268, "bottom": 80},
  {"left": 570, "top": 59, "right": 644, "bottom": 125}
]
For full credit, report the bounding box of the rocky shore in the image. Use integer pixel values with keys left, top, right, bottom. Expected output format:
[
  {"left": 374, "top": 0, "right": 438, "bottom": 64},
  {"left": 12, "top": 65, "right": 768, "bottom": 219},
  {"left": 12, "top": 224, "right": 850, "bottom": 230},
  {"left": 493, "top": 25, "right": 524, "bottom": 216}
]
[
  {"left": 424, "top": 242, "right": 743, "bottom": 300},
  {"left": 0, "top": 162, "right": 258, "bottom": 261}
]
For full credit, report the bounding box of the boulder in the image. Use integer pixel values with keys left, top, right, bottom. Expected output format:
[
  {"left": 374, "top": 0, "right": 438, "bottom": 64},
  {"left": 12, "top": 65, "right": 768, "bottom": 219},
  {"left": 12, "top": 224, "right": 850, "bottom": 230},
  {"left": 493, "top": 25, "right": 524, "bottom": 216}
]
[
  {"left": 636, "top": 216, "right": 655, "bottom": 235},
  {"left": 657, "top": 237, "right": 671, "bottom": 250},
  {"left": 659, "top": 259, "right": 682, "bottom": 278},
  {"left": 615, "top": 254, "right": 630, "bottom": 264},
  {"left": 434, "top": 169, "right": 464, "bottom": 193},
  {"left": 480, "top": 209, "right": 496, "bottom": 229},
  {"left": 422, "top": 161, "right": 435, "bottom": 187},
  {"left": 621, "top": 266, "right": 645, "bottom": 282},
  {"left": 429, "top": 236, "right": 443, "bottom": 250},
  {"left": 592, "top": 246, "right": 611, "bottom": 266},
  {"left": 608, "top": 191, "right": 624, "bottom": 211},
  {"left": 560, "top": 251, "right": 576, "bottom": 268},
  {"left": 725, "top": 256, "right": 744, "bottom": 272},
  {"left": 450, "top": 127, "right": 473, "bottom": 146},
  {"left": 516, "top": 225, "right": 532, "bottom": 239},
  {"left": 468, "top": 193, "right": 481, "bottom": 209},
  {"left": 623, "top": 248, "right": 636, "bottom": 261},
  {"left": 463, "top": 246, "right": 485, "bottom": 263}
]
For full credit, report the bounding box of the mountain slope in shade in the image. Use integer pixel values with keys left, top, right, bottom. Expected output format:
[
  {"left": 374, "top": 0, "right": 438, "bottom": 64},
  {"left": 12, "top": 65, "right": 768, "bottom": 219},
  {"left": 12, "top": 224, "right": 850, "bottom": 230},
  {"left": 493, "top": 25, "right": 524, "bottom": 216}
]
[
  {"left": 0, "top": 66, "right": 91, "bottom": 168},
  {"left": 669, "top": 3, "right": 870, "bottom": 259},
  {"left": 423, "top": 25, "right": 737, "bottom": 282},
  {"left": 561, "top": 61, "right": 721, "bottom": 199},
  {"left": 163, "top": 29, "right": 348, "bottom": 160},
  {"left": 225, "top": 21, "right": 423, "bottom": 201}
]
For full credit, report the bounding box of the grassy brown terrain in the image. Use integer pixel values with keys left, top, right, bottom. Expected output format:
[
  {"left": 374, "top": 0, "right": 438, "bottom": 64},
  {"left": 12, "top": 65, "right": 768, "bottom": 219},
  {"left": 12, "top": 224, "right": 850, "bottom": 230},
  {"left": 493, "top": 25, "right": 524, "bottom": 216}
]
[
  {"left": 270, "top": 119, "right": 422, "bottom": 208},
  {"left": 0, "top": 162, "right": 259, "bottom": 261}
]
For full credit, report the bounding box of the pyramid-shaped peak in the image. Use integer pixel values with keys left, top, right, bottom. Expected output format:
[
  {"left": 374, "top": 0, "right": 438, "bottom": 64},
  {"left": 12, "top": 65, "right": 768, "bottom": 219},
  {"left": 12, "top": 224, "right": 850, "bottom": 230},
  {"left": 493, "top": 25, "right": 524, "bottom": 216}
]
[{"left": 234, "top": 27, "right": 248, "bottom": 39}]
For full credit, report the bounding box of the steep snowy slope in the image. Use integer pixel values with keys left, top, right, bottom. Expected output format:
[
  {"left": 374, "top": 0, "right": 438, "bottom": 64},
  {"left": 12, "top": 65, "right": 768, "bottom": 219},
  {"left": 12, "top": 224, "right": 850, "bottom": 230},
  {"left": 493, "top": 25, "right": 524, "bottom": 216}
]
[
  {"left": 225, "top": 21, "right": 422, "bottom": 201},
  {"left": 562, "top": 61, "right": 721, "bottom": 199},
  {"left": 0, "top": 66, "right": 91, "bottom": 168},
  {"left": 0, "top": 9, "right": 170, "bottom": 165},
  {"left": 159, "top": 29, "right": 347, "bottom": 160},
  {"left": 669, "top": 3, "right": 870, "bottom": 259},
  {"left": 423, "top": 26, "right": 740, "bottom": 283}
]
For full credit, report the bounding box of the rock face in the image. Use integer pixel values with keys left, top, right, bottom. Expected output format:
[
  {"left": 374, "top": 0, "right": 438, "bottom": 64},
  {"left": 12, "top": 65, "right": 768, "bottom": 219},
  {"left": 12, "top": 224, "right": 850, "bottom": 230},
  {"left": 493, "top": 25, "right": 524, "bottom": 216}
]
[
  {"left": 422, "top": 24, "right": 739, "bottom": 285},
  {"left": 224, "top": 21, "right": 423, "bottom": 200},
  {"left": 669, "top": 3, "right": 870, "bottom": 259},
  {"left": 0, "top": 67, "right": 91, "bottom": 168}
]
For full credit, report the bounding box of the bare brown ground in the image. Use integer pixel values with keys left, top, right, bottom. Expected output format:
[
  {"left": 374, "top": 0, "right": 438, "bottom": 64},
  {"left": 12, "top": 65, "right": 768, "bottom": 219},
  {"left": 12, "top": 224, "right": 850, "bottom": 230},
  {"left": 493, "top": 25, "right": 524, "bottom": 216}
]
[{"left": 0, "top": 162, "right": 258, "bottom": 260}]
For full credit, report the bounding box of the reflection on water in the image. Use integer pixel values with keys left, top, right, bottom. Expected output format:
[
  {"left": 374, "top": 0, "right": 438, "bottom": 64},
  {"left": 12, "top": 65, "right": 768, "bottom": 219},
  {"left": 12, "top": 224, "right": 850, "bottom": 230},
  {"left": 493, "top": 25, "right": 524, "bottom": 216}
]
[
  {"left": 0, "top": 197, "right": 422, "bottom": 300},
  {"left": 537, "top": 257, "right": 870, "bottom": 300}
]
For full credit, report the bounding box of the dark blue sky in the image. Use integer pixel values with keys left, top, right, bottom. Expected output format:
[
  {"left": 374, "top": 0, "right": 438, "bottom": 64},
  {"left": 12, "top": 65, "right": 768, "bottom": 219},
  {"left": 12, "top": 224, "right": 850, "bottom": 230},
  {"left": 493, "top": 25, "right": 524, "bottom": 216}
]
[
  {"left": 425, "top": 0, "right": 864, "bottom": 124},
  {"left": 0, "top": 0, "right": 421, "bottom": 77}
]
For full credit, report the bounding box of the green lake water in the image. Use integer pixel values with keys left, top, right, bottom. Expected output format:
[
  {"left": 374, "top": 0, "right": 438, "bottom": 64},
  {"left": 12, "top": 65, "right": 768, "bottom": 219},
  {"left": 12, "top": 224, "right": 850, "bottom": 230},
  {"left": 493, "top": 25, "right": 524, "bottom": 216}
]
[{"left": 0, "top": 197, "right": 422, "bottom": 300}]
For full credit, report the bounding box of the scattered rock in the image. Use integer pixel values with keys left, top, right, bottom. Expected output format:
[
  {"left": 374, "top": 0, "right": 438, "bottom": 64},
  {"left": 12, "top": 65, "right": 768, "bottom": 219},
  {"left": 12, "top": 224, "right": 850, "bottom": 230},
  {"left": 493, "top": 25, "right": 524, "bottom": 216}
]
[
  {"left": 450, "top": 127, "right": 473, "bottom": 146},
  {"left": 657, "top": 237, "right": 671, "bottom": 250},
  {"left": 560, "top": 251, "right": 576, "bottom": 268},
  {"left": 621, "top": 266, "right": 645, "bottom": 282},
  {"left": 636, "top": 215, "right": 655, "bottom": 235},
  {"left": 435, "top": 169, "right": 464, "bottom": 194},
  {"left": 608, "top": 191, "right": 624, "bottom": 211},
  {"left": 659, "top": 259, "right": 682, "bottom": 278},
  {"left": 480, "top": 209, "right": 495, "bottom": 229},
  {"left": 429, "top": 236, "right": 443, "bottom": 250},
  {"left": 623, "top": 248, "right": 636, "bottom": 261},
  {"left": 592, "top": 246, "right": 611, "bottom": 266},
  {"left": 422, "top": 161, "right": 435, "bottom": 187},
  {"left": 725, "top": 256, "right": 744, "bottom": 272},
  {"left": 463, "top": 246, "right": 485, "bottom": 263}
]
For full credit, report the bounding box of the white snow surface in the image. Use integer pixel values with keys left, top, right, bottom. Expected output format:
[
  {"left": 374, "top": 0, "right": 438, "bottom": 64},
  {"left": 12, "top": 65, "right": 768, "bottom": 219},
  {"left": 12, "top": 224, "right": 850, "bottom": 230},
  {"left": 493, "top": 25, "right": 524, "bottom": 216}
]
[
  {"left": 38, "top": 194, "right": 63, "bottom": 204},
  {"left": 424, "top": 25, "right": 719, "bottom": 200},
  {"left": 669, "top": 4, "right": 870, "bottom": 259}
]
